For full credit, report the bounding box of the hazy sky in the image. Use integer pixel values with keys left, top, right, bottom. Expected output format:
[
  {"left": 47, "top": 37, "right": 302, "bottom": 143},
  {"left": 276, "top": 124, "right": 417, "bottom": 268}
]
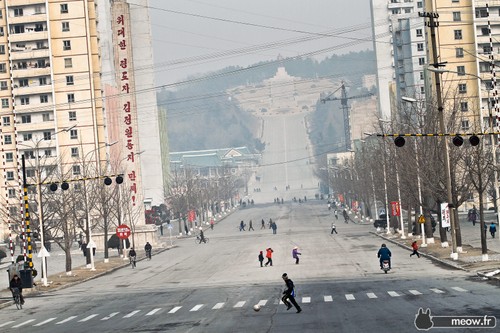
[{"left": 147, "top": 0, "right": 372, "bottom": 87}]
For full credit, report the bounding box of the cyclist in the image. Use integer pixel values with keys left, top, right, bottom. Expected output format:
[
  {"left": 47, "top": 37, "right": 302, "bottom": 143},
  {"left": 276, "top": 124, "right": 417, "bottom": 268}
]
[
  {"left": 198, "top": 228, "right": 207, "bottom": 244},
  {"left": 144, "top": 242, "right": 152, "bottom": 259},
  {"left": 129, "top": 248, "right": 137, "bottom": 268},
  {"left": 9, "top": 274, "right": 24, "bottom": 305}
]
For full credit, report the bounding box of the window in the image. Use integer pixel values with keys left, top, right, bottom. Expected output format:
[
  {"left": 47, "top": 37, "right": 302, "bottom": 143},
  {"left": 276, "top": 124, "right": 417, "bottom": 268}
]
[
  {"left": 21, "top": 115, "right": 31, "bottom": 123},
  {"left": 39, "top": 77, "right": 47, "bottom": 86},
  {"left": 0, "top": 81, "right": 7, "bottom": 90},
  {"left": 483, "top": 45, "right": 492, "bottom": 54},
  {"left": 40, "top": 95, "right": 48, "bottom": 103},
  {"left": 66, "top": 75, "right": 74, "bottom": 85},
  {"left": 67, "top": 93, "right": 75, "bottom": 103},
  {"left": 461, "top": 119, "right": 470, "bottom": 131},
  {"left": 42, "top": 113, "right": 51, "bottom": 121},
  {"left": 453, "top": 12, "right": 461, "bottom": 21},
  {"left": 44, "top": 149, "right": 51, "bottom": 157},
  {"left": 391, "top": 9, "right": 400, "bottom": 14},
  {"left": 0, "top": 63, "right": 6, "bottom": 73},
  {"left": 60, "top": 4, "right": 69, "bottom": 13},
  {"left": 481, "top": 27, "right": 490, "bottom": 36},
  {"left": 5, "top": 152, "right": 13, "bottom": 162},
  {"left": 6, "top": 171, "right": 14, "bottom": 181},
  {"left": 0, "top": 27, "right": 3, "bottom": 36},
  {"left": 8, "top": 189, "right": 16, "bottom": 198},
  {"left": 420, "top": 86, "right": 425, "bottom": 94},
  {"left": 2, "top": 116, "right": 10, "bottom": 126},
  {"left": 14, "top": 8, "right": 24, "bottom": 17},
  {"left": 476, "top": 9, "right": 489, "bottom": 18},
  {"left": 0, "top": 10, "right": 2, "bottom": 19},
  {"left": 2, "top": 98, "right": 9, "bottom": 108},
  {"left": 404, "top": 8, "right": 411, "bottom": 14},
  {"left": 69, "top": 111, "right": 77, "bottom": 121},
  {"left": 454, "top": 30, "right": 462, "bottom": 40},
  {"left": 26, "top": 169, "right": 35, "bottom": 178},
  {"left": 74, "top": 183, "right": 82, "bottom": 191},
  {"left": 72, "top": 165, "right": 81, "bottom": 175},
  {"left": 37, "top": 59, "right": 46, "bottom": 68},
  {"left": 24, "top": 150, "right": 34, "bottom": 159},
  {"left": 419, "top": 72, "right": 424, "bottom": 80},
  {"left": 64, "top": 58, "right": 72, "bottom": 68},
  {"left": 36, "top": 42, "right": 45, "bottom": 49},
  {"left": 63, "top": 40, "right": 71, "bottom": 51},
  {"left": 23, "top": 133, "right": 32, "bottom": 141},
  {"left": 416, "top": 29, "right": 422, "bottom": 37},
  {"left": 62, "top": 22, "right": 70, "bottom": 32},
  {"left": 418, "top": 57, "right": 425, "bottom": 65},
  {"left": 20, "top": 97, "right": 30, "bottom": 105},
  {"left": 460, "top": 102, "right": 468, "bottom": 112},
  {"left": 19, "top": 79, "right": 28, "bottom": 87},
  {"left": 417, "top": 43, "right": 424, "bottom": 51},
  {"left": 457, "top": 66, "right": 465, "bottom": 76},
  {"left": 452, "top": 0, "right": 459, "bottom": 2},
  {"left": 4, "top": 135, "right": 12, "bottom": 144},
  {"left": 458, "top": 83, "right": 467, "bottom": 93},
  {"left": 417, "top": 1, "right": 423, "bottom": 8},
  {"left": 70, "top": 129, "right": 78, "bottom": 139},
  {"left": 43, "top": 131, "right": 51, "bottom": 140},
  {"left": 456, "top": 47, "right": 464, "bottom": 58},
  {"left": 0, "top": 45, "right": 5, "bottom": 55},
  {"left": 71, "top": 147, "right": 79, "bottom": 157}
]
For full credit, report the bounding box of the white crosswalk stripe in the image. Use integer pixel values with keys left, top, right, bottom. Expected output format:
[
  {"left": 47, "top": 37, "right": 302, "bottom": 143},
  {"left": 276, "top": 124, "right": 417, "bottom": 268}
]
[
  {"left": 78, "top": 314, "right": 99, "bottom": 322},
  {"left": 212, "top": 302, "right": 225, "bottom": 309},
  {"left": 168, "top": 306, "right": 182, "bottom": 314},
  {"left": 146, "top": 308, "right": 162, "bottom": 316},
  {"left": 56, "top": 316, "right": 77, "bottom": 325},
  {"left": 345, "top": 294, "right": 355, "bottom": 300},
  {"left": 190, "top": 304, "right": 204, "bottom": 311},
  {"left": 302, "top": 297, "right": 311, "bottom": 303},
  {"left": 0, "top": 321, "right": 15, "bottom": 328},
  {"left": 123, "top": 310, "right": 140, "bottom": 318},
  {"left": 367, "top": 293, "right": 377, "bottom": 299},
  {"left": 101, "top": 312, "right": 119, "bottom": 320},
  {"left": 257, "top": 300, "right": 268, "bottom": 306},
  {"left": 234, "top": 301, "right": 246, "bottom": 308},
  {"left": 12, "top": 319, "right": 36, "bottom": 328},
  {"left": 451, "top": 287, "right": 467, "bottom": 292},
  {"left": 409, "top": 290, "right": 422, "bottom": 296},
  {"left": 430, "top": 288, "right": 445, "bottom": 294},
  {"left": 34, "top": 318, "right": 57, "bottom": 327},
  {"left": 324, "top": 295, "right": 333, "bottom": 302},
  {"left": 387, "top": 291, "right": 400, "bottom": 297}
]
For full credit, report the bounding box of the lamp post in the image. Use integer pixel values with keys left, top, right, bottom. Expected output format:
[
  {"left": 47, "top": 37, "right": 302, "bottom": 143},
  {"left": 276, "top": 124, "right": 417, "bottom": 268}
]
[{"left": 18, "top": 124, "right": 76, "bottom": 286}]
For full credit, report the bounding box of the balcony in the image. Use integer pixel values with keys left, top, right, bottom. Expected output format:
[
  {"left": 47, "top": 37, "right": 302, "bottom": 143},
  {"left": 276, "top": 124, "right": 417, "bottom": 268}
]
[
  {"left": 8, "top": 13, "right": 47, "bottom": 25},
  {"left": 387, "top": 1, "right": 414, "bottom": 10},
  {"left": 12, "top": 83, "right": 52, "bottom": 96},
  {"left": 9, "top": 30, "right": 48, "bottom": 43},
  {"left": 11, "top": 66, "right": 50, "bottom": 79},
  {"left": 10, "top": 47, "right": 49, "bottom": 60},
  {"left": 13, "top": 103, "right": 52, "bottom": 113}
]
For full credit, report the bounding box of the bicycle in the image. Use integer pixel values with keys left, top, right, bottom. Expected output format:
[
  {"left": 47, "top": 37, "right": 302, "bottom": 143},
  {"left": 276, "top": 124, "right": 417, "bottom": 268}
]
[
  {"left": 11, "top": 288, "right": 22, "bottom": 310},
  {"left": 195, "top": 235, "right": 209, "bottom": 244},
  {"left": 129, "top": 256, "right": 136, "bottom": 268}
]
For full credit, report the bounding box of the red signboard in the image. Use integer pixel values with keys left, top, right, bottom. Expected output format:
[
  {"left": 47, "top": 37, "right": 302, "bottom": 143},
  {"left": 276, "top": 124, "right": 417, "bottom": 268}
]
[
  {"left": 116, "top": 224, "right": 131, "bottom": 239},
  {"left": 188, "top": 210, "right": 196, "bottom": 222},
  {"left": 390, "top": 201, "right": 400, "bottom": 217}
]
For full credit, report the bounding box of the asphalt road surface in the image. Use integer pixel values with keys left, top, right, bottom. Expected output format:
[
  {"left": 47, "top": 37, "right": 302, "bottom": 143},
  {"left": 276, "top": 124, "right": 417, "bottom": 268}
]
[{"left": 0, "top": 201, "right": 498, "bottom": 333}]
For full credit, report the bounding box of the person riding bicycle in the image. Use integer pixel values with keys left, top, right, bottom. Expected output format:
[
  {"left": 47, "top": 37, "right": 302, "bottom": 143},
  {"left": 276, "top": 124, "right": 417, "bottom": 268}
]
[
  {"left": 377, "top": 243, "right": 392, "bottom": 270},
  {"left": 144, "top": 242, "right": 152, "bottom": 259},
  {"left": 198, "top": 228, "right": 207, "bottom": 243},
  {"left": 9, "top": 274, "right": 24, "bottom": 305},
  {"left": 129, "top": 248, "right": 137, "bottom": 263}
]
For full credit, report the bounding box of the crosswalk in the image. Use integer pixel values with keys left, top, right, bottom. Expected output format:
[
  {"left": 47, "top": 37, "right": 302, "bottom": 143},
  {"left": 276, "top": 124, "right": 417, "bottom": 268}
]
[{"left": 0, "top": 286, "right": 469, "bottom": 329}]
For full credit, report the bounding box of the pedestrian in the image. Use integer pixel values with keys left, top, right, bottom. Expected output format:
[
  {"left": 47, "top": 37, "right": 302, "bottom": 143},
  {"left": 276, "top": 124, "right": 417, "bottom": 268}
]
[
  {"left": 240, "top": 220, "right": 246, "bottom": 231},
  {"left": 210, "top": 219, "right": 214, "bottom": 230},
  {"left": 331, "top": 223, "right": 337, "bottom": 234},
  {"left": 484, "top": 223, "right": 488, "bottom": 237},
  {"left": 160, "top": 224, "right": 164, "bottom": 236},
  {"left": 248, "top": 220, "right": 254, "bottom": 231},
  {"left": 269, "top": 218, "right": 273, "bottom": 229},
  {"left": 271, "top": 222, "right": 277, "bottom": 234},
  {"left": 265, "top": 247, "right": 273, "bottom": 266},
  {"left": 292, "top": 247, "right": 301, "bottom": 264},
  {"left": 258, "top": 251, "right": 264, "bottom": 267},
  {"left": 490, "top": 223, "right": 497, "bottom": 238},
  {"left": 281, "top": 273, "right": 302, "bottom": 313},
  {"left": 334, "top": 210, "right": 338, "bottom": 220},
  {"left": 410, "top": 241, "right": 420, "bottom": 258},
  {"left": 81, "top": 241, "right": 87, "bottom": 257},
  {"left": 184, "top": 224, "right": 189, "bottom": 235},
  {"left": 343, "top": 210, "right": 349, "bottom": 223},
  {"left": 261, "top": 219, "right": 265, "bottom": 229}
]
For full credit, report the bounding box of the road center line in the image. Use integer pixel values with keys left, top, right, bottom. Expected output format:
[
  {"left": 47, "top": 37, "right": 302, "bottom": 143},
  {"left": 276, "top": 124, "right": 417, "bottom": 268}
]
[
  {"left": 101, "top": 312, "right": 119, "bottom": 320},
  {"left": 234, "top": 301, "right": 246, "bottom": 308},
  {"left": 409, "top": 290, "right": 422, "bottom": 295},
  {"left": 123, "top": 310, "right": 140, "bottom": 318},
  {"left": 301, "top": 297, "right": 311, "bottom": 303},
  {"left": 78, "top": 314, "right": 98, "bottom": 322},
  {"left": 367, "top": 293, "right": 378, "bottom": 299},
  {"left": 324, "top": 295, "right": 333, "bottom": 302},
  {"left": 146, "top": 308, "right": 162, "bottom": 316},
  {"left": 257, "top": 300, "right": 268, "bottom": 306},
  {"left": 430, "top": 288, "right": 445, "bottom": 294},
  {"left": 345, "top": 294, "right": 355, "bottom": 300},
  {"left": 56, "top": 316, "right": 77, "bottom": 325},
  {"left": 387, "top": 291, "right": 400, "bottom": 297},
  {"left": 168, "top": 306, "right": 182, "bottom": 314},
  {"left": 451, "top": 287, "right": 468, "bottom": 292},
  {"left": 212, "top": 302, "right": 225, "bottom": 309}
]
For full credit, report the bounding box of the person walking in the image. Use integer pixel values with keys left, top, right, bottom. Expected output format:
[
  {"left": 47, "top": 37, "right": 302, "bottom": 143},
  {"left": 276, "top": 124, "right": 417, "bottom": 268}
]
[
  {"left": 271, "top": 222, "right": 277, "bottom": 234},
  {"left": 292, "top": 247, "right": 301, "bottom": 264},
  {"left": 248, "top": 220, "right": 254, "bottom": 231},
  {"left": 261, "top": 219, "right": 265, "bottom": 229},
  {"left": 281, "top": 273, "right": 302, "bottom": 313},
  {"left": 239, "top": 220, "right": 246, "bottom": 231},
  {"left": 331, "top": 223, "right": 338, "bottom": 234},
  {"left": 269, "top": 218, "right": 273, "bottom": 229},
  {"left": 334, "top": 210, "right": 338, "bottom": 220},
  {"left": 159, "top": 224, "right": 164, "bottom": 236},
  {"left": 490, "top": 223, "right": 497, "bottom": 238},
  {"left": 265, "top": 248, "right": 274, "bottom": 266},
  {"left": 144, "top": 241, "right": 152, "bottom": 259},
  {"left": 210, "top": 219, "right": 214, "bottom": 230},
  {"left": 198, "top": 228, "right": 207, "bottom": 243},
  {"left": 410, "top": 241, "right": 420, "bottom": 258},
  {"left": 258, "top": 251, "right": 264, "bottom": 267},
  {"left": 343, "top": 210, "right": 349, "bottom": 223}
]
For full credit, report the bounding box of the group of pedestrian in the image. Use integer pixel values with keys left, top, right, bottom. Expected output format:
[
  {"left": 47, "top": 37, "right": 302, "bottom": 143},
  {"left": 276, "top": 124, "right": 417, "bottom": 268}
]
[{"left": 258, "top": 248, "right": 274, "bottom": 267}]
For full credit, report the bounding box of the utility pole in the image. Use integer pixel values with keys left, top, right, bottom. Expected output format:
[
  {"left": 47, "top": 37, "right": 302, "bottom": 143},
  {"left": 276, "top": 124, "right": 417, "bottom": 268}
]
[{"left": 420, "top": 11, "right": 458, "bottom": 259}]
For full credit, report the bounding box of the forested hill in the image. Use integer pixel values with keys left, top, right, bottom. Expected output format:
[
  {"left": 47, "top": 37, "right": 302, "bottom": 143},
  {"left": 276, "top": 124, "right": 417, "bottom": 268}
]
[{"left": 157, "top": 50, "right": 376, "bottom": 152}]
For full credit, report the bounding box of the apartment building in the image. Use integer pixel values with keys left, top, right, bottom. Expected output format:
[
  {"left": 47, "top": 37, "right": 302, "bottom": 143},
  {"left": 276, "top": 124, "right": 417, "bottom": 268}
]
[{"left": 370, "top": 0, "right": 428, "bottom": 119}]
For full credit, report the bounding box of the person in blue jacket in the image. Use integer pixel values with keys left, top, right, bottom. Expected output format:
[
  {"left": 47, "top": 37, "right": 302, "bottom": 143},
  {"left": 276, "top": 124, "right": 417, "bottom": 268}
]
[{"left": 377, "top": 243, "right": 392, "bottom": 269}]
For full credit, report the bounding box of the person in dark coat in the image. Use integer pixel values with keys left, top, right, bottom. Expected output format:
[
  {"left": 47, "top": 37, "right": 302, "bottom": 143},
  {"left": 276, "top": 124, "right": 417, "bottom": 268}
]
[
  {"left": 281, "top": 273, "right": 301, "bottom": 313},
  {"left": 490, "top": 223, "right": 497, "bottom": 238},
  {"left": 292, "top": 247, "right": 301, "bottom": 264},
  {"left": 258, "top": 251, "right": 264, "bottom": 267},
  {"left": 9, "top": 274, "right": 24, "bottom": 304},
  {"left": 377, "top": 243, "right": 392, "bottom": 269},
  {"left": 271, "top": 222, "right": 277, "bottom": 234}
]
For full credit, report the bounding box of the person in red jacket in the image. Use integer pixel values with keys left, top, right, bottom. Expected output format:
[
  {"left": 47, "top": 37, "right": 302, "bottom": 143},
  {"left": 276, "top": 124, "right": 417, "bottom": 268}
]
[
  {"left": 410, "top": 241, "right": 420, "bottom": 258},
  {"left": 265, "top": 248, "right": 274, "bottom": 266}
]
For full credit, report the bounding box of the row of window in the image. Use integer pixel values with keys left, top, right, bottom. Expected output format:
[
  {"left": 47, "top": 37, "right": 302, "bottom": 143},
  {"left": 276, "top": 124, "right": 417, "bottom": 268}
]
[
  {"left": 2, "top": 129, "right": 79, "bottom": 145},
  {"left": 0, "top": 93, "right": 76, "bottom": 108},
  {"left": 2, "top": 111, "right": 77, "bottom": 128}
]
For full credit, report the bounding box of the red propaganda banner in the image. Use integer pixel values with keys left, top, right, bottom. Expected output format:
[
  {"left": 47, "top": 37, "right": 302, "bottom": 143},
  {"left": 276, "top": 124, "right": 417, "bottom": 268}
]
[
  {"left": 390, "top": 201, "right": 401, "bottom": 217},
  {"left": 188, "top": 210, "right": 196, "bottom": 222}
]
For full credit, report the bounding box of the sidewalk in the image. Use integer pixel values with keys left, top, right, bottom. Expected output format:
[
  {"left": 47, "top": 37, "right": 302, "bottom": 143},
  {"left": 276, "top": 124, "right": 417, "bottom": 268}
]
[{"left": 372, "top": 211, "right": 500, "bottom": 281}]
